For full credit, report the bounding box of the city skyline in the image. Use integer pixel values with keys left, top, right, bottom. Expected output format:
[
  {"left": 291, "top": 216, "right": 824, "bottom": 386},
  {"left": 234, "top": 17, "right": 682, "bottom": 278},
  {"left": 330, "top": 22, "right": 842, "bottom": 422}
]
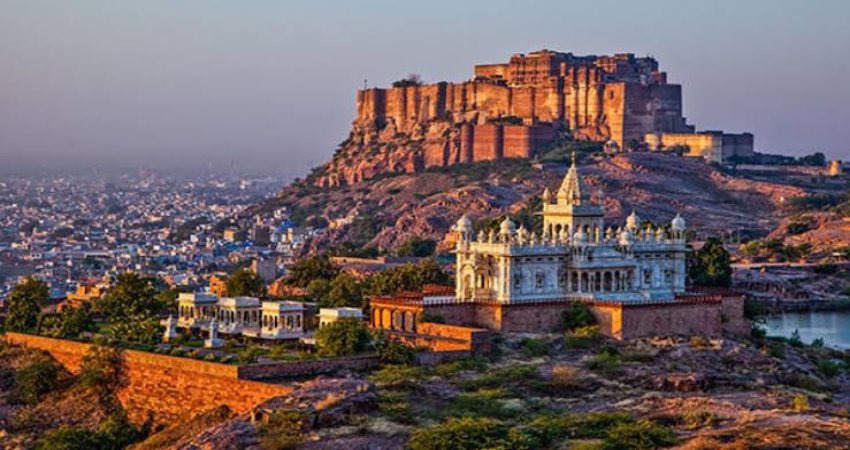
[{"left": 1, "top": 0, "right": 849, "bottom": 174}]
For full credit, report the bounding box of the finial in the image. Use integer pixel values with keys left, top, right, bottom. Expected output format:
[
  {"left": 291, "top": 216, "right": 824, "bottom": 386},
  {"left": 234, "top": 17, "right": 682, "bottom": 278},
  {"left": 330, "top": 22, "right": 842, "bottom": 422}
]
[{"left": 571, "top": 151, "right": 577, "bottom": 167}]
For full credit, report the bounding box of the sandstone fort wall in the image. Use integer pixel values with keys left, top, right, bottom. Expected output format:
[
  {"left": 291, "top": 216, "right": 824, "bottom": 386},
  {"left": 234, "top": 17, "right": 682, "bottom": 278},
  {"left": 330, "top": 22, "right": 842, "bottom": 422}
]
[{"left": 4, "top": 333, "right": 292, "bottom": 426}]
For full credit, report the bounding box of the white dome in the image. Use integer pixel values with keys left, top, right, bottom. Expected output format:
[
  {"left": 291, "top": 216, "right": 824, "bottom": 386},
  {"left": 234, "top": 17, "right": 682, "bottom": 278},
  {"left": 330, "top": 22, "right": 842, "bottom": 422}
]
[
  {"left": 573, "top": 228, "right": 588, "bottom": 245},
  {"left": 619, "top": 228, "right": 634, "bottom": 245},
  {"left": 671, "top": 213, "right": 686, "bottom": 232},
  {"left": 455, "top": 214, "right": 473, "bottom": 232},
  {"left": 626, "top": 210, "right": 641, "bottom": 230},
  {"left": 499, "top": 217, "right": 516, "bottom": 235}
]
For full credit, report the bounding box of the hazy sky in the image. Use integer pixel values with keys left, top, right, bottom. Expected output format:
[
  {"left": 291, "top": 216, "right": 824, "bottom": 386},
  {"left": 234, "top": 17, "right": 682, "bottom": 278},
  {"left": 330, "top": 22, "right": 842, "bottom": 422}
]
[{"left": 1, "top": 0, "right": 849, "bottom": 175}]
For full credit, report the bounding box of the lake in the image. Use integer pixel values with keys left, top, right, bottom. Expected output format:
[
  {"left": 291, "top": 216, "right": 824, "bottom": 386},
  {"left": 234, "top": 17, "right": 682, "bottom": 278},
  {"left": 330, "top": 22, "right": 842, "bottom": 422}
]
[{"left": 764, "top": 311, "right": 850, "bottom": 349}]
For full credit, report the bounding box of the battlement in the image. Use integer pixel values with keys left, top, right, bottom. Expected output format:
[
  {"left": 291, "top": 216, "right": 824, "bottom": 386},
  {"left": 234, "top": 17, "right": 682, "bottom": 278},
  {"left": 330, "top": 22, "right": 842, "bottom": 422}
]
[{"left": 355, "top": 49, "right": 692, "bottom": 150}]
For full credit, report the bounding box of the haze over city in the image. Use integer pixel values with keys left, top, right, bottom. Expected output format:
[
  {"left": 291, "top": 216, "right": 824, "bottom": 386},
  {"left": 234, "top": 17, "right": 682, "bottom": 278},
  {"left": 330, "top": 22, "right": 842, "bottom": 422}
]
[{"left": 1, "top": 0, "right": 849, "bottom": 175}]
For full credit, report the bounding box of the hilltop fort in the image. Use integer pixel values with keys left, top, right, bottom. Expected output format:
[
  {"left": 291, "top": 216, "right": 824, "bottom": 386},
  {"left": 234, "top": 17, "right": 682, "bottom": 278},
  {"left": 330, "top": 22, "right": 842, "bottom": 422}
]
[{"left": 317, "top": 50, "right": 752, "bottom": 187}]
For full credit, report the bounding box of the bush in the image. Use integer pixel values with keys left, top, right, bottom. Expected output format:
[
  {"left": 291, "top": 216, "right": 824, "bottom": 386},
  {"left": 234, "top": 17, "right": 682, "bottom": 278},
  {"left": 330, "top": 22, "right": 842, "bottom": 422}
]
[
  {"left": 377, "top": 391, "right": 415, "bottom": 424},
  {"left": 373, "top": 331, "right": 416, "bottom": 365},
  {"left": 584, "top": 349, "right": 621, "bottom": 375},
  {"left": 604, "top": 419, "right": 677, "bottom": 449},
  {"left": 14, "top": 359, "right": 61, "bottom": 404},
  {"left": 519, "top": 337, "right": 551, "bottom": 357},
  {"left": 315, "top": 318, "right": 371, "bottom": 357},
  {"left": 562, "top": 303, "right": 597, "bottom": 331},
  {"left": 407, "top": 417, "right": 532, "bottom": 450},
  {"left": 433, "top": 357, "right": 487, "bottom": 377},
  {"left": 551, "top": 365, "right": 581, "bottom": 389},
  {"left": 369, "top": 364, "right": 425, "bottom": 390},
  {"left": 789, "top": 329, "right": 804, "bottom": 348},
  {"left": 818, "top": 359, "right": 843, "bottom": 378},
  {"left": 462, "top": 364, "right": 537, "bottom": 390},
  {"left": 792, "top": 393, "right": 809, "bottom": 412},
  {"left": 37, "top": 427, "right": 104, "bottom": 450},
  {"left": 78, "top": 345, "right": 127, "bottom": 400},
  {"left": 525, "top": 411, "right": 634, "bottom": 445},
  {"left": 237, "top": 346, "right": 263, "bottom": 364},
  {"left": 565, "top": 325, "right": 602, "bottom": 349},
  {"left": 443, "top": 388, "right": 513, "bottom": 420}
]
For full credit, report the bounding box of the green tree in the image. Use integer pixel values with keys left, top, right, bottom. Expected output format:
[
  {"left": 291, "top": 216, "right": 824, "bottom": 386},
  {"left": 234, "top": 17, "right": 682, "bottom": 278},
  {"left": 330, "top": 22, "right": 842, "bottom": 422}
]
[
  {"left": 5, "top": 277, "right": 49, "bottom": 332},
  {"left": 325, "top": 273, "right": 363, "bottom": 308},
  {"left": 43, "top": 304, "right": 95, "bottom": 339},
  {"left": 226, "top": 268, "right": 266, "bottom": 297},
  {"left": 14, "top": 359, "right": 61, "bottom": 404},
  {"left": 397, "top": 236, "right": 437, "bottom": 257},
  {"left": 315, "top": 318, "right": 371, "bottom": 357},
  {"left": 306, "top": 278, "right": 332, "bottom": 304},
  {"left": 365, "top": 259, "right": 451, "bottom": 296},
  {"left": 688, "top": 237, "right": 732, "bottom": 288},
  {"left": 285, "top": 256, "right": 341, "bottom": 288},
  {"left": 96, "top": 273, "right": 163, "bottom": 320}
]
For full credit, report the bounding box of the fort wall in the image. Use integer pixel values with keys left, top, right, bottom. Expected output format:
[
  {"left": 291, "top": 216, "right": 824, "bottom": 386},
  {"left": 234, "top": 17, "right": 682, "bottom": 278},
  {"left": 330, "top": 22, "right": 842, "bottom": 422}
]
[{"left": 4, "top": 333, "right": 292, "bottom": 426}]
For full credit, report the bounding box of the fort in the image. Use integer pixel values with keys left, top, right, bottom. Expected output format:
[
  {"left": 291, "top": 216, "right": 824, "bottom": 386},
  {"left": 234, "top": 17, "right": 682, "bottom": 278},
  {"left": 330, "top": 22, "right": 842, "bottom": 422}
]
[{"left": 319, "top": 49, "right": 752, "bottom": 186}]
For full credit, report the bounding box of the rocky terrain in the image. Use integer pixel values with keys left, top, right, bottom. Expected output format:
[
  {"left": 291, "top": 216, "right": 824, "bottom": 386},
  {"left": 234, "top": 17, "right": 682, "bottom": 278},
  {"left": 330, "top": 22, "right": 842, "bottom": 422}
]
[
  {"left": 263, "top": 151, "right": 818, "bottom": 254},
  {"left": 139, "top": 333, "right": 850, "bottom": 449},
  {"left": 4, "top": 329, "right": 850, "bottom": 449}
]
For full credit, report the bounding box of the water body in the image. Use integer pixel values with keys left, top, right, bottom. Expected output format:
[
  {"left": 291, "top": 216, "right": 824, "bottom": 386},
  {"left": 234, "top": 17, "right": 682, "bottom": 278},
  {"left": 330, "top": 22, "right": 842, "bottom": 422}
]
[{"left": 764, "top": 311, "right": 850, "bottom": 349}]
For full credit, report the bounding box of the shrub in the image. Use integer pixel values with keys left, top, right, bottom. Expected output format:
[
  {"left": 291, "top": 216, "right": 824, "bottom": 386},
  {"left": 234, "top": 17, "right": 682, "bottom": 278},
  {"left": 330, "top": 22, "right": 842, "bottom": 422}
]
[
  {"left": 604, "top": 419, "right": 677, "bottom": 449},
  {"left": 787, "top": 372, "right": 824, "bottom": 392},
  {"left": 525, "top": 411, "right": 634, "bottom": 445},
  {"left": 792, "top": 393, "right": 809, "bottom": 412},
  {"left": 462, "top": 364, "right": 537, "bottom": 390},
  {"left": 238, "top": 346, "right": 263, "bottom": 364},
  {"left": 315, "top": 318, "right": 371, "bottom": 357},
  {"left": 565, "top": 325, "right": 602, "bottom": 348},
  {"left": 79, "top": 345, "right": 127, "bottom": 401},
  {"left": 203, "top": 354, "right": 218, "bottom": 362},
  {"left": 443, "top": 389, "right": 513, "bottom": 420},
  {"left": 407, "top": 417, "right": 532, "bottom": 450},
  {"left": 377, "top": 391, "right": 415, "bottom": 424},
  {"left": 373, "top": 331, "right": 416, "bottom": 365},
  {"left": 369, "top": 364, "right": 425, "bottom": 390},
  {"left": 818, "top": 359, "right": 843, "bottom": 378},
  {"left": 682, "top": 409, "right": 720, "bottom": 430},
  {"left": 811, "top": 337, "right": 825, "bottom": 348},
  {"left": 519, "top": 337, "right": 551, "bottom": 357},
  {"left": 551, "top": 365, "right": 581, "bottom": 389},
  {"left": 788, "top": 329, "right": 804, "bottom": 348},
  {"left": 562, "top": 302, "right": 597, "bottom": 331},
  {"left": 36, "top": 427, "right": 103, "bottom": 450},
  {"left": 14, "top": 359, "right": 61, "bottom": 404},
  {"left": 434, "top": 357, "right": 488, "bottom": 377},
  {"left": 584, "top": 349, "right": 621, "bottom": 375}
]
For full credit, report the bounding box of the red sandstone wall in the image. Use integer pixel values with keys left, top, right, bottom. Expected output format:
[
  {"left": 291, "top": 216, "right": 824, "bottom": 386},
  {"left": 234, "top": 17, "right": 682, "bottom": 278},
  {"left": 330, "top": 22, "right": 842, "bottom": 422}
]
[
  {"left": 4, "top": 333, "right": 292, "bottom": 426},
  {"left": 472, "top": 123, "right": 503, "bottom": 161},
  {"left": 503, "top": 125, "right": 533, "bottom": 159},
  {"left": 618, "top": 303, "right": 722, "bottom": 340}
]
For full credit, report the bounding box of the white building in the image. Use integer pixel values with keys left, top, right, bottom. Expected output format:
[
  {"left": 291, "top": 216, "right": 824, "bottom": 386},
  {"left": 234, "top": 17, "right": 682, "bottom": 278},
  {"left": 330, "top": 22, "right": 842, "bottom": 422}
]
[
  {"left": 175, "top": 293, "right": 311, "bottom": 341},
  {"left": 454, "top": 155, "right": 688, "bottom": 304},
  {"left": 318, "top": 307, "right": 365, "bottom": 328}
]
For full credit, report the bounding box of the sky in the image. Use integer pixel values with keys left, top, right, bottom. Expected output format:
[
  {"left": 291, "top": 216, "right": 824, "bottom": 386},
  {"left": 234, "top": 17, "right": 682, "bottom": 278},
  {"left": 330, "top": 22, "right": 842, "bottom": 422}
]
[{"left": 1, "top": 0, "right": 849, "bottom": 175}]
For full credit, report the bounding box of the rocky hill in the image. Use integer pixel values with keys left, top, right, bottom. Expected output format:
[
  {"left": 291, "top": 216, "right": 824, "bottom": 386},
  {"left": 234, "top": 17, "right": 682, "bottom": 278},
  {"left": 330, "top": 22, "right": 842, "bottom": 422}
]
[{"left": 261, "top": 150, "right": 820, "bottom": 255}]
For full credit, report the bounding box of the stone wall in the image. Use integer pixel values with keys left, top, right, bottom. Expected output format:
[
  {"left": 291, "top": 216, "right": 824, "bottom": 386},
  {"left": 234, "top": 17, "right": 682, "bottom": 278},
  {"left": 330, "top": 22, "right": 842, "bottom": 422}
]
[
  {"left": 3, "top": 333, "right": 292, "bottom": 426},
  {"left": 237, "top": 355, "right": 380, "bottom": 380}
]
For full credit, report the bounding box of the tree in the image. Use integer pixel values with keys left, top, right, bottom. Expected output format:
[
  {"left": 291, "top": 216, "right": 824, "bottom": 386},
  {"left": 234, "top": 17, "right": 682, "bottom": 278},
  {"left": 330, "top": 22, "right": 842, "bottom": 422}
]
[
  {"left": 392, "top": 73, "right": 423, "bottom": 88},
  {"left": 315, "top": 318, "right": 371, "bottom": 357},
  {"left": 43, "top": 304, "right": 95, "bottom": 339},
  {"left": 95, "top": 273, "right": 162, "bottom": 320},
  {"left": 306, "top": 278, "right": 332, "bottom": 304},
  {"left": 5, "top": 277, "right": 49, "bottom": 332},
  {"left": 226, "top": 268, "right": 266, "bottom": 297},
  {"left": 95, "top": 273, "right": 166, "bottom": 344},
  {"left": 397, "top": 236, "right": 437, "bottom": 257},
  {"left": 373, "top": 330, "right": 415, "bottom": 365},
  {"left": 325, "top": 273, "right": 363, "bottom": 308},
  {"left": 688, "top": 237, "right": 732, "bottom": 288},
  {"left": 285, "top": 256, "right": 340, "bottom": 288},
  {"left": 365, "top": 259, "right": 451, "bottom": 296}
]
